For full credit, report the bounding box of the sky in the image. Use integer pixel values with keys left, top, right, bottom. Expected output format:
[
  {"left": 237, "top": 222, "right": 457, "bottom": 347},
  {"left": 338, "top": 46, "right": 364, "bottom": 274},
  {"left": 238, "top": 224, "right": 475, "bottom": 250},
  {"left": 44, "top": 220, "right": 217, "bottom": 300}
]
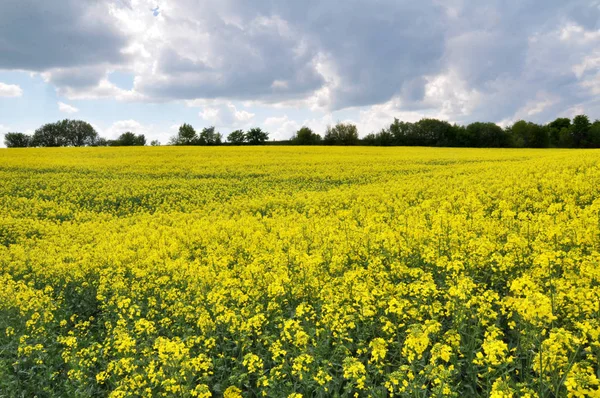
[{"left": 1, "top": 0, "right": 600, "bottom": 145}]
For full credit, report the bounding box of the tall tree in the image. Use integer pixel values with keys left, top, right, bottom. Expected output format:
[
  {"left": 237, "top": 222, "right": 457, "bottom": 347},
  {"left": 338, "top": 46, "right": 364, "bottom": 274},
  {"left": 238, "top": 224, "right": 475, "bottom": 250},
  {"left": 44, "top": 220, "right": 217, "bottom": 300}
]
[
  {"left": 4, "top": 132, "right": 31, "bottom": 148},
  {"left": 547, "top": 117, "right": 571, "bottom": 147},
  {"left": 589, "top": 120, "right": 600, "bottom": 148},
  {"left": 323, "top": 123, "right": 359, "bottom": 145},
  {"left": 572, "top": 114, "right": 591, "bottom": 147},
  {"left": 30, "top": 119, "right": 98, "bottom": 147},
  {"left": 245, "top": 128, "right": 269, "bottom": 145},
  {"left": 511, "top": 120, "right": 548, "bottom": 148},
  {"left": 170, "top": 123, "right": 197, "bottom": 145},
  {"left": 291, "top": 127, "right": 322, "bottom": 145},
  {"left": 414, "top": 118, "right": 457, "bottom": 146},
  {"left": 466, "top": 122, "right": 510, "bottom": 147},
  {"left": 199, "top": 126, "right": 223, "bottom": 145},
  {"left": 31, "top": 122, "right": 67, "bottom": 147},
  {"left": 227, "top": 130, "right": 246, "bottom": 145},
  {"left": 63, "top": 119, "right": 98, "bottom": 146}
]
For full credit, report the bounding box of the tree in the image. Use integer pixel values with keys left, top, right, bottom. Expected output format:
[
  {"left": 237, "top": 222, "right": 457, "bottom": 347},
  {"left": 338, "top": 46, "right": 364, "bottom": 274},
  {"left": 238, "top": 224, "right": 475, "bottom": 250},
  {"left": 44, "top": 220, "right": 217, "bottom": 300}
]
[
  {"left": 572, "top": 114, "right": 591, "bottom": 147},
  {"left": 245, "top": 127, "right": 269, "bottom": 145},
  {"left": 150, "top": 140, "right": 161, "bottom": 146},
  {"left": 30, "top": 119, "right": 98, "bottom": 147},
  {"left": 198, "top": 126, "right": 223, "bottom": 145},
  {"left": 547, "top": 118, "right": 571, "bottom": 147},
  {"left": 227, "top": 130, "right": 246, "bottom": 145},
  {"left": 63, "top": 119, "right": 98, "bottom": 147},
  {"left": 31, "top": 122, "right": 67, "bottom": 147},
  {"left": 323, "top": 123, "right": 359, "bottom": 145},
  {"left": 110, "top": 132, "right": 146, "bottom": 146},
  {"left": 362, "top": 128, "right": 394, "bottom": 146},
  {"left": 414, "top": 118, "right": 456, "bottom": 146},
  {"left": 511, "top": 120, "right": 548, "bottom": 148},
  {"left": 389, "top": 118, "right": 416, "bottom": 145},
  {"left": 589, "top": 120, "right": 600, "bottom": 148},
  {"left": 170, "top": 123, "right": 197, "bottom": 145},
  {"left": 4, "top": 132, "right": 31, "bottom": 148},
  {"left": 290, "top": 127, "right": 321, "bottom": 145},
  {"left": 465, "top": 122, "right": 509, "bottom": 147},
  {"left": 558, "top": 127, "right": 574, "bottom": 148}
]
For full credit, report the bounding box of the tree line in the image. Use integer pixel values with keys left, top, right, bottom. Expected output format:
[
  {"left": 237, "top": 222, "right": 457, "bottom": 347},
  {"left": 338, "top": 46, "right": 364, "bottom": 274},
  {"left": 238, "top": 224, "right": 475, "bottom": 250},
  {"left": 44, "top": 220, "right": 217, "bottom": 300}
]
[
  {"left": 3, "top": 120, "right": 152, "bottom": 148},
  {"left": 5, "top": 115, "right": 600, "bottom": 148}
]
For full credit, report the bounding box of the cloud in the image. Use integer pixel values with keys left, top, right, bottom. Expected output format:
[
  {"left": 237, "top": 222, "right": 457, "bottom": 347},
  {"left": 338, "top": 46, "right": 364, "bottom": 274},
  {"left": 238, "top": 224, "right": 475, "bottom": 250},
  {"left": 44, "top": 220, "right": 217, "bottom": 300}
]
[
  {"left": 4, "top": 0, "right": 600, "bottom": 127},
  {"left": 263, "top": 115, "right": 300, "bottom": 140},
  {"left": 58, "top": 102, "right": 79, "bottom": 114},
  {"left": 0, "top": 0, "right": 128, "bottom": 71},
  {"left": 0, "top": 82, "right": 23, "bottom": 97},
  {"left": 196, "top": 102, "right": 255, "bottom": 128}
]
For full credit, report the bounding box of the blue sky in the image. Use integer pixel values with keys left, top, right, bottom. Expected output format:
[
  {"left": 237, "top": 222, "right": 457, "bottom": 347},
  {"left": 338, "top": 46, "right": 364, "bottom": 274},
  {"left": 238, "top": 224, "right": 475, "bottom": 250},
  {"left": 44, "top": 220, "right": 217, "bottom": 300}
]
[{"left": 2, "top": 0, "right": 600, "bottom": 146}]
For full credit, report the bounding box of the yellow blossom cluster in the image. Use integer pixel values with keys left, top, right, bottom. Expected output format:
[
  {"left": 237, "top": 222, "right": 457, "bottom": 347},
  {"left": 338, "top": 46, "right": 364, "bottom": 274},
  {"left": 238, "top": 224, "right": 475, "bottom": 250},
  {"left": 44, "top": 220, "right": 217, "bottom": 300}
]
[{"left": 1, "top": 146, "right": 599, "bottom": 396}]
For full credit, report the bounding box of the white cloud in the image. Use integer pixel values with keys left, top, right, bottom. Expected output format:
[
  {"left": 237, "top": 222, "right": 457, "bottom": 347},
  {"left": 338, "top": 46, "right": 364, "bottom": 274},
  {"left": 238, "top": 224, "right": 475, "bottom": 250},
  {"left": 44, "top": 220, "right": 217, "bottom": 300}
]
[
  {"left": 0, "top": 82, "right": 23, "bottom": 97},
  {"left": 58, "top": 102, "right": 79, "bottom": 114},
  {"left": 197, "top": 102, "right": 255, "bottom": 128},
  {"left": 264, "top": 115, "right": 300, "bottom": 140},
  {"left": 103, "top": 120, "right": 143, "bottom": 139}
]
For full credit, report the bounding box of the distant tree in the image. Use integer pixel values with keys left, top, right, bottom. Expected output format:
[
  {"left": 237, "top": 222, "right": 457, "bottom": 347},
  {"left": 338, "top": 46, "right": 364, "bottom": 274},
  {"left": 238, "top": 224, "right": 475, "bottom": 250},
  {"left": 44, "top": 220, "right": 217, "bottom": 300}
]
[
  {"left": 198, "top": 126, "right": 223, "bottom": 145},
  {"left": 323, "top": 123, "right": 359, "bottom": 145},
  {"left": 170, "top": 123, "right": 197, "bottom": 145},
  {"left": 362, "top": 128, "right": 394, "bottom": 146},
  {"left": 110, "top": 132, "right": 146, "bottom": 146},
  {"left": 291, "top": 126, "right": 321, "bottom": 145},
  {"left": 150, "top": 140, "right": 161, "bottom": 146},
  {"left": 547, "top": 118, "right": 571, "bottom": 147},
  {"left": 4, "top": 132, "right": 31, "bottom": 148},
  {"left": 558, "top": 127, "right": 574, "bottom": 148},
  {"left": 63, "top": 119, "right": 99, "bottom": 147},
  {"left": 414, "top": 118, "right": 457, "bottom": 146},
  {"left": 465, "top": 122, "right": 509, "bottom": 147},
  {"left": 589, "top": 120, "right": 600, "bottom": 148},
  {"left": 572, "top": 114, "right": 591, "bottom": 147},
  {"left": 245, "top": 127, "right": 269, "bottom": 145},
  {"left": 227, "top": 129, "right": 246, "bottom": 145},
  {"left": 30, "top": 119, "right": 98, "bottom": 147},
  {"left": 511, "top": 120, "right": 548, "bottom": 148},
  {"left": 389, "top": 118, "right": 416, "bottom": 145},
  {"left": 31, "top": 122, "right": 67, "bottom": 147}
]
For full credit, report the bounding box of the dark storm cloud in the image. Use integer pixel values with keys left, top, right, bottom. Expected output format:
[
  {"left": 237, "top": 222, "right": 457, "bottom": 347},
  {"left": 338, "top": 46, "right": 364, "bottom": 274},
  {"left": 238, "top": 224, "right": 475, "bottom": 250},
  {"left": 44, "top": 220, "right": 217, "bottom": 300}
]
[{"left": 0, "top": 0, "right": 128, "bottom": 71}]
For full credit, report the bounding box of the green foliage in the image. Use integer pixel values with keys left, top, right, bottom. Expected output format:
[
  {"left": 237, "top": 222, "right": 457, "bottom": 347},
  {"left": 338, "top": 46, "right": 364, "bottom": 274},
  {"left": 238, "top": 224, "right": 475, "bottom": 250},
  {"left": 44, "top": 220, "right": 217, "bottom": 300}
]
[
  {"left": 245, "top": 128, "right": 269, "bottom": 145},
  {"left": 150, "top": 140, "right": 161, "bottom": 146},
  {"left": 171, "top": 123, "right": 198, "bottom": 145},
  {"left": 572, "top": 114, "right": 591, "bottom": 147},
  {"left": 291, "top": 127, "right": 322, "bottom": 145},
  {"left": 4, "top": 132, "right": 31, "bottom": 148},
  {"left": 510, "top": 120, "right": 549, "bottom": 148},
  {"left": 363, "top": 129, "right": 394, "bottom": 146},
  {"left": 589, "top": 120, "right": 600, "bottom": 148},
  {"left": 547, "top": 118, "right": 571, "bottom": 147},
  {"left": 324, "top": 123, "right": 359, "bottom": 145},
  {"left": 227, "top": 130, "right": 246, "bottom": 145},
  {"left": 31, "top": 119, "right": 98, "bottom": 147},
  {"left": 110, "top": 132, "right": 146, "bottom": 146},
  {"left": 198, "top": 126, "right": 223, "bottom": 145}
]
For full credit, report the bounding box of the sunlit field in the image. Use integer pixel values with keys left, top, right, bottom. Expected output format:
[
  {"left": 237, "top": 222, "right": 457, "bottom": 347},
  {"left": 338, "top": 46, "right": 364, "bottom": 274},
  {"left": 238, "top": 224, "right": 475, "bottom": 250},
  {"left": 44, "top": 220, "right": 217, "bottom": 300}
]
[{"left": 1, "top": 147, "right": 600, "bottom": 397}]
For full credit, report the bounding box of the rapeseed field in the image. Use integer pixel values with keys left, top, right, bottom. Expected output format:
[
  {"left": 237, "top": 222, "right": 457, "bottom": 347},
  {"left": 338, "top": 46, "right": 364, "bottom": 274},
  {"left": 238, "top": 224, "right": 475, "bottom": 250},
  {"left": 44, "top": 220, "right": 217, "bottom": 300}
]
[{"left": 1, "top": 146, "right": 599, "bottom": 397}]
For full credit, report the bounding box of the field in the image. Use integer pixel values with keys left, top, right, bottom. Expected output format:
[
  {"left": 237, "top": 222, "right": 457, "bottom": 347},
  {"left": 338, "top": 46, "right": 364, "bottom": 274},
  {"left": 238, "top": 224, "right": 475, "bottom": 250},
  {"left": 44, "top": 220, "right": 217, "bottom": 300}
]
[{"left": 1, "top": 147, "right": 600, "bottom": 397}]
